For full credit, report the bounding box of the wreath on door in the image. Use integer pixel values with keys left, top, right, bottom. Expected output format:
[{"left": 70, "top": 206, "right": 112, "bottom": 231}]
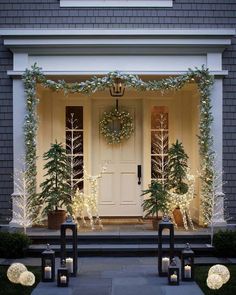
[{"left": 99, "top": 108, "right": 134, "bottom": 144}]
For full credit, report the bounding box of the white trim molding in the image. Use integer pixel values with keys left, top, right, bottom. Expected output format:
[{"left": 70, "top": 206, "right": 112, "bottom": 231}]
[
  {"left": 60, "top": 0, "right": 173, "bottom": 8},
  {"left": 0, "top": 28, "right": 235, "bottom": 56}
]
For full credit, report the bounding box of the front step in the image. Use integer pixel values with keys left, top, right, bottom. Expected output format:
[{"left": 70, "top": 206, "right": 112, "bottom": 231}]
[{"left": 27, "top": 232, "right": 214, "bottom": 257}]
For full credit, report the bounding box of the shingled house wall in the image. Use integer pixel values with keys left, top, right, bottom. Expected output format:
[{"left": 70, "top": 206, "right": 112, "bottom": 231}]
[{"left": 0, "top": 0, "right": 235, "bottom": 222}]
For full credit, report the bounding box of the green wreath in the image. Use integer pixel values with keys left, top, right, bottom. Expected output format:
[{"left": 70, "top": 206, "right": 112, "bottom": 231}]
[{"left": 100, "top": 108, "right": 134, "bottom": 144}]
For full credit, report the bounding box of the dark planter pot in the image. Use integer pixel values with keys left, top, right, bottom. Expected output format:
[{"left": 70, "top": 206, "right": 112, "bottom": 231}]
[
  {"left": 48, "top": 210, "right": 66, "bottom": 230},
  {"left": 173, "top": 208, "right": 184, "bottom": 227}
]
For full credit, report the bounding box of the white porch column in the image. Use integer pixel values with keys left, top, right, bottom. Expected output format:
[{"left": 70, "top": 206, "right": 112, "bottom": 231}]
[
  {"left": 211, "top": 78, "right": 227, "bottom": 227},
  {"left": 9, "top": 79, "right": 26, "bottom": 227}
]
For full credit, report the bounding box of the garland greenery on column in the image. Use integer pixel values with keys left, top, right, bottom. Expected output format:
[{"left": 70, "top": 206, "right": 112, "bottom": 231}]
[{"left": 22, "top": 63, "right": 214, "bottom": 225}]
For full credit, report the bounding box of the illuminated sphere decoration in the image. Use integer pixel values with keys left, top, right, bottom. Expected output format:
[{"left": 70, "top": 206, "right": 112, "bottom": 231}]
[
  {"left": 208, "top": 264, "right": 230, "bottom": 284},
  {"left": 207, "top": 274, "right": 223, "bottom": 290},
  {"left": 19, "top": 271, "right": 35, "bottom": 286},
  {"left": 7, "top": 263, "right": 27, "bottom": 284}
]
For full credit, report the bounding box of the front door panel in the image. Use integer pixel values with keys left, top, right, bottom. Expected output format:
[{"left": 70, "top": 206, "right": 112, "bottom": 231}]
[{"left": 92, "top": 99, "right": 142, "bottom": 216}]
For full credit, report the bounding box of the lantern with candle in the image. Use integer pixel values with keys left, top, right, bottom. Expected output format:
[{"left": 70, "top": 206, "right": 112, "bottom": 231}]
[
  {"left": 41, "top": 244, "right": 55, "bottom": 282},
  {"left": 168, "top": 258, "right": 179, "bottom": 285},
  {"left": 181, "top": 243, "right": 194, "bottom": 281},
  {"left": 158, "top": 215, "right": 174, "bottom": 277},
  {"left": 57, "top": 260, "right": 69, "bottom": 287},
  {"left": 60, "top": 216, "right": 78, "bottom": 277}
]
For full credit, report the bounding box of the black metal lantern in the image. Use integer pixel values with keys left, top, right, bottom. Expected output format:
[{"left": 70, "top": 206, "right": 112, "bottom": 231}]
[
  {"left": 168, "top": 258, "right": 179, "bottom": 286},
  {"left": 41, "top": 244, "right": 55, "bottom": 282},
  {"left": 57, "top": 260, "right": 69, "bottom": 287},
  {"left": 110, "top": 78, "right": 125, "bottom": 97},
  {"left": 60, "top": 216, "right": 78, "bottom": 277},
  {"left": 158, "top": 215, "right": 174, "bottom": 277},
  {"left": 181, "top": 243, "right": 195, "bottom": 281}
]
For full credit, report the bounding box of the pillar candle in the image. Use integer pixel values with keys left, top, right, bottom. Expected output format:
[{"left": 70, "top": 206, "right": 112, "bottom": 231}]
[
  {"left": 66, "top": 257, "right": 73, "bottom": 274},
  {"left": 184, "top": 265, "right": 191, "bottom": 278},
  {"left": 170, "top": 273, "right": 178, "bottom": 282},
  {"left": 44, "top": 266, "right": 52, "bottom": 279},
  {"left": 60, "top": 275, "right": 67, "bottom": 284},
  {"left": 162, "top": 257, "right": 170, "bottom": 273}
]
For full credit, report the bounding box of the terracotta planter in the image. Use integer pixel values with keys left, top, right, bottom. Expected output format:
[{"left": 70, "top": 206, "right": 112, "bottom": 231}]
[
  {"left": 152, "top": 218, "right": 159, "bottom": 230},
  {"left": 47, "top": 210, "right": 66, "bottom": 230},
  {"left": 173, "top": 208, "right": 184, "bottom": 227}
]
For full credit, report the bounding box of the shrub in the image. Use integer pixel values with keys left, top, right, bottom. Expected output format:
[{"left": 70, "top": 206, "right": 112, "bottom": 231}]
[
  {"left": 213, "top": 230, "right": 236, "bottom": 257},
  {"left": 0, "top": 232, "right": 31, "bottom": 258}
]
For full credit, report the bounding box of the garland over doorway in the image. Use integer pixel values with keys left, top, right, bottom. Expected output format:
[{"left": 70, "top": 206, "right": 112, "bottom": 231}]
[{"left": 22, "top": 64, "right": 214, "bottom": 225}]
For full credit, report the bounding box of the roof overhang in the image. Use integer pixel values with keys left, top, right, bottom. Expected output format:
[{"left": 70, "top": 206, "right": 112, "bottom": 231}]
[{"left": 0, "top": 28, "right": 235, "bottom": 55}]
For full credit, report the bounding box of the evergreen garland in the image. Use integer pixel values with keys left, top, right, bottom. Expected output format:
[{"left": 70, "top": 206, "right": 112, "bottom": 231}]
[{"left": 22, "top": 63, "right": 214, "bottom": 225}]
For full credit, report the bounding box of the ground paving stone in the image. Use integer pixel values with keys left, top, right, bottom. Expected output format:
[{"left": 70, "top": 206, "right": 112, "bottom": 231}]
[{"left": 30, "top": 257, "right": 204, "bottom": 295}]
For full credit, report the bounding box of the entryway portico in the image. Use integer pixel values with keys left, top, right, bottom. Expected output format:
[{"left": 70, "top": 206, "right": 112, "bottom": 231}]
[{"left": 1, "top": 28, "right": 234, "bottom": 226}]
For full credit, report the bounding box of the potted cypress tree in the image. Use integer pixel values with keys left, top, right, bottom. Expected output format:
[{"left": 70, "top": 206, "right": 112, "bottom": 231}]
[
  {"left": 141, "top": 181, "right": 168, "bottom": 230},
  {"left": 39, "top": 142, "right": 72, "bottom": 229},
  {"left": 167, "top": 140, "right": 189, "bottom": 226}
]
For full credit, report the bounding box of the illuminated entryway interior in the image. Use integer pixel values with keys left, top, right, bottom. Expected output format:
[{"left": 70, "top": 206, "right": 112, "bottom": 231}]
[{"left": 37, "top": 80, "right": 200, "bottom": 222}]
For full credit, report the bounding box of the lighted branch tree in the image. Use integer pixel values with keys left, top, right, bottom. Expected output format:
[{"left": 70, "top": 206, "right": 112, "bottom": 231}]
[
  {"left": 22, "top": 64, "right": 214, "bottom": 224},
  {"left": 151, "top": 112, "right": 169, "bottom": 187},
  {"left": 11, "top": 167, "right": 37, "bottom": 233},
  {"left": 66, "top": 113, "right": 83, "bottom": 195},
  {"left": 205, "top": 159, "right": 227, "bottom": 245}
]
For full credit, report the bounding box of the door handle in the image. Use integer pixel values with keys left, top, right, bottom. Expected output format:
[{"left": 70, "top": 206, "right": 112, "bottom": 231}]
[{"left": 137, "top": 165, "right": 142, "bottom": 185}]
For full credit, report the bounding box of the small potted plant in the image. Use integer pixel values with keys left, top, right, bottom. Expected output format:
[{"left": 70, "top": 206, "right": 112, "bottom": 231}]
[
  {"left": 141, "top": 181, "right": 168, "bottom": 230},
  {"left": 39, "top": 142, "right": 72, "bottom": 230}
]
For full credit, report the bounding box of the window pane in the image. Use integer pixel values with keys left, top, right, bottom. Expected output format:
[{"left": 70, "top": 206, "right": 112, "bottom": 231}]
[
  {"left": 151, "top": 106, "right": 169, "bottom": 181},
  {"left": 65, "top": 106, "right": 84, "bottom": 190},
  {"left": 66, "top": 106, "right": 83, "bottom": 129},
  {"left": 151, "top": 106, "right": 168, "bottom": 129}
]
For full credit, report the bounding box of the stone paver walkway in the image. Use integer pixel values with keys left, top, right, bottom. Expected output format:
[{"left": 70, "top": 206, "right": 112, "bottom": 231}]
[{"left": 29, "top": 257, "right": 203, "bottom": 295}]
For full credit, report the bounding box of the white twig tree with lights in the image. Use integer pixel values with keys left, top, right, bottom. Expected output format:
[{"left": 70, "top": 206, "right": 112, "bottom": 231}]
[
  {"left": 66, "top": 113, "right": 83, "bottom": 195},
  {"left": 11, "top": 167, "right": 36, "bottom": 233}
]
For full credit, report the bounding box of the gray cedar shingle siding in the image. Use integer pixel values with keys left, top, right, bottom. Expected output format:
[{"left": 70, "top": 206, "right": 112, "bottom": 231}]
[{"left": 0, "top": 0, "right": 236, "bottom": 222}]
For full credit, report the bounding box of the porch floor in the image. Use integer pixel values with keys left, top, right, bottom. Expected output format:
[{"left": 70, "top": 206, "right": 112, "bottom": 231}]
[{"left": 27, "top": 219, "right": 209, "bottom": 236}]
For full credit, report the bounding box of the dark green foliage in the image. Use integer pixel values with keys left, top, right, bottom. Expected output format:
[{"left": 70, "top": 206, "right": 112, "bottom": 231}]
[
  {"left": 0, "top": 232, "right": 31, "bottom": 258},
  {"left": 167, "top": 140, "right": 189, "bottom": 194},
  {"left": 195, "top": 265, "right": 236, "bottom": 295},
  {"left": 213, "top": 230, "right": 236, "bottom": 257},
  {"left": 39, "top": 142, "right": 72, "bottom": 215},
  {"left": 141, "top": 181, "right": 168, "bottom": 218},
  {"left": 0, "top": 265, "right": 40, "bottom": 295}
]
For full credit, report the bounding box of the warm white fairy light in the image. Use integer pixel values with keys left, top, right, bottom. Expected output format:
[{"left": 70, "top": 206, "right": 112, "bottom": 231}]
[
  {"left": 72, "top": 165, "right": 107, "bottom": 230},
  {"left": 167, "top": 173, "right": 195, "bottom": 230},
  {"left": 23, "top": 64, "right": 214, "bottom": 224},
  {"left": 19, "top": 271, "right": 35, "bottom": 286},
  {"left": 208, "top": 264, "right": 230, "bottom": 284},
  {"left": 207, "top": 274, "right": 223, "bottom": 290},
  {"left": 7, "top": 263, "right": 27, "bottom": 284}
]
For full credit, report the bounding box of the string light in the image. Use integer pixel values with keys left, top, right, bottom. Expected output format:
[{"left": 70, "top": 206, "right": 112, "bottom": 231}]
[{"left": 22, "top": 65, "right": 214, "bottom": 224}]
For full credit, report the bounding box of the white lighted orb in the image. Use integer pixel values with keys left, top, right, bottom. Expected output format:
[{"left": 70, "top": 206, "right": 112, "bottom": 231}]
[
  {"left": 207, "top": 274, "right": 223, "bottom": 290},
  {"left": 19, "top": 271, "right": 35, "bottom": 286},
  {"left": 208, "top": 264, "right": 230, "bottom": 284},
  {"left": 7, "top": 263, "right": 27, "bottom": 284}
]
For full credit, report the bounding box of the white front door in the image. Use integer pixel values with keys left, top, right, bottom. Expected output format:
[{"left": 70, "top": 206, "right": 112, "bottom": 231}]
[{"left": 92, "top": 99, "right": 142, "bottom": 216}]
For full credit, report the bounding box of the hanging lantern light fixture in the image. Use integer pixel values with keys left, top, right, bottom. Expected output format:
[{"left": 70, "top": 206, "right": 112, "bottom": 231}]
[{"left": 110, "top": 78, "right": 125, "bottom": 97}]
